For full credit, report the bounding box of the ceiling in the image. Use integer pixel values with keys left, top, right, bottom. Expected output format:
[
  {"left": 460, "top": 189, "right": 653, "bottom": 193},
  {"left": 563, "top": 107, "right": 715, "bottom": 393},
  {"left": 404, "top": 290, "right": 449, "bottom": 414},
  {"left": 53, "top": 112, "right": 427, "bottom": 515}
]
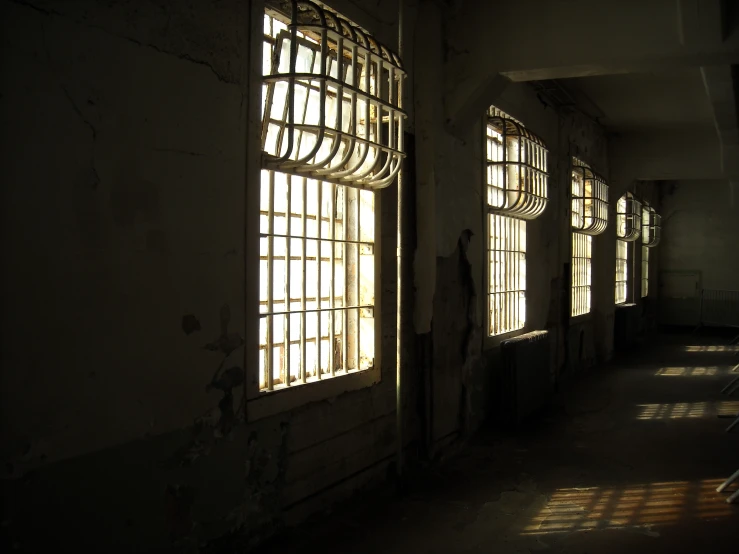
[{"left": 561, "top": 68, "right": 716, "bottom": 133}]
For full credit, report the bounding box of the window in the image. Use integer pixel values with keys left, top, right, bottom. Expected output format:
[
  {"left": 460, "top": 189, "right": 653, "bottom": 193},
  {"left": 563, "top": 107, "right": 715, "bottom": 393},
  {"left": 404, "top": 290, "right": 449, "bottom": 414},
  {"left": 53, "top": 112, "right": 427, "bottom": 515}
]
[
  {"left": 487, "top": 214, "right": 526, "bottom": 335},
  {"left": 258, "top": 4, "right": 405, "bottom": 392},
  {"left": 616, "top": 240, "right": 629, "bottom": 304},
  {"left": 572, "top": 232, "right": 592, "bottom": 315},
  {"left": 570, "top": 158, "right": 608, "bottom": 316},
  {"left": 641, "top": 244, "right": 649, "bottom": 298},
  {"left": 616, "top": 192, "right": 642, "bottom": 242},
  {"left": 485, "top": 107, "right": 548, "bottom": 336},
  {"left": 640, "top": 203, "right": 660, "bottom": 298},
  {"left": 642, "top": 205, "right": 661, "bottom": 247},
  {"left": 615, "top": 192, "right": 641, "bottom": 305}
]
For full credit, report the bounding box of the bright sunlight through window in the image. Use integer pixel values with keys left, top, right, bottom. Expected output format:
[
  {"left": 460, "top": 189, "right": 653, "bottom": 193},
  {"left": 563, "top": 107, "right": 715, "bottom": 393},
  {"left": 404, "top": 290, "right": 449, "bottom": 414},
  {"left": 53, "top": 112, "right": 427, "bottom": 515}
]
[
  {"left": 521, "top": 480, "right": 733, "bottom": 536},
  {"left": 258, "top": 5, "right": 404, "bottom": 391}
]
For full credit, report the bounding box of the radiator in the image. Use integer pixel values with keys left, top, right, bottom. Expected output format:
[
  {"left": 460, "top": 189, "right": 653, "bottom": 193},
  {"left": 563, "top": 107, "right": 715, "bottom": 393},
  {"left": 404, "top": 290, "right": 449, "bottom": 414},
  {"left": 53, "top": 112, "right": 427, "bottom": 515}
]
[
  {"left": 614, "top": 303, "right": 640, "bottom": 351},
  {"left": 500, "top": 330, "right": 552, "bottom": 426},
  {"left": 700, "top": 289, "right": 739, "bottom": 328}
]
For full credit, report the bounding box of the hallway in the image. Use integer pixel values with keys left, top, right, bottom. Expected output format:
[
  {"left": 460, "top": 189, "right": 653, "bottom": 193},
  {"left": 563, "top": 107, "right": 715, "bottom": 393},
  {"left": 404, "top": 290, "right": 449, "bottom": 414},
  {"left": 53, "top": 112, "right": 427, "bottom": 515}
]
[{"left": 254, "top": 332, "right": 739, "bottom": 554}]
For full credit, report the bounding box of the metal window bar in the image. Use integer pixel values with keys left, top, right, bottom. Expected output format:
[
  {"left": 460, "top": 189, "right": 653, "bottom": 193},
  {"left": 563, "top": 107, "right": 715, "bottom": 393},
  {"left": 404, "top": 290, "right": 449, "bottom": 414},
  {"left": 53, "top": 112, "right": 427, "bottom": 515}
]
[
  {"left": 572, "top": 232, "right": 592, "bottom": 316},
  {"left": 486, "top": 114, "right": 549, "bottom": 220},
  {"left": 260, "top": 8, "right": 381, "bottom": 392},
  {"left": 262, "top": 0, "right": 406, "bottom": 190},
  {"left": 642, "top": 204, "right": 661, "bottom": 247},
  {"left": 488, "top": 213, "right": 526, "bottom": 336},
  {"left": 641, "top": 244, "right": 649, "bottom": 298},
  {"left": 571, "top": 158, "right": 608, "bottom": 235},
  {"left": 616, "top": 192, "right": 642, "bottom": 241},
  {"left": 258, "top": 170, "right": 375, "bottom": 391},
  {"left": 615, "top": 239, "right": 629, "bottom": 304}
]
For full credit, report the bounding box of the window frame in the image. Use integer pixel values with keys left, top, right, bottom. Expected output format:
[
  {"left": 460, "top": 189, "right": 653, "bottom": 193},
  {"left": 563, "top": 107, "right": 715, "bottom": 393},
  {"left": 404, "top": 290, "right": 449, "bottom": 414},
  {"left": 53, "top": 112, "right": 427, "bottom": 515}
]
[
  {"left": 615, "top": 239, "right": 630, "bottom": 305},
  {"left": 569, "top": 158, "right": 607, "bottom": 318},
  {"left": 245, "top": 1, "right": 401, "bottom": 421},
  {"left": 572, "top": 231, "right": 593, "bottom": 318},
  {"left": 486, "top": 213, "right": 527, "bottom": 338},
  {"left": 483, "top": 107, "right": 549, "bottom": 343},
  {"left": 641, "top": 243, "right": 649, "bottom": 298}
]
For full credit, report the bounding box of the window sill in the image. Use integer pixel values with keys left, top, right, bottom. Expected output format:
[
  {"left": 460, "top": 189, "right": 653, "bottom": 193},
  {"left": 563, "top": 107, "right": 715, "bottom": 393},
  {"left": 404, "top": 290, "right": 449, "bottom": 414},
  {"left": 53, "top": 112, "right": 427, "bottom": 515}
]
[
  {"left": 246, "top": 365, "right": 381, "bottom": 422},
  {"left": 483, "top": 327, "right": 528, "bottom": 350},
  {"left": 570, "top": 312, "right": 593, "bottom": 325}
]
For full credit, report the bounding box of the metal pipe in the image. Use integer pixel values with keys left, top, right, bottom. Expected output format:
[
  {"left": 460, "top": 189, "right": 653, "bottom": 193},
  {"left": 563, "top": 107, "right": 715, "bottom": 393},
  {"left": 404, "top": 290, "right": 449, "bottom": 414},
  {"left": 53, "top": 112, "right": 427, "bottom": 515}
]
[{"left": 395, "top": 0, "right": 404, "bottom": 484}]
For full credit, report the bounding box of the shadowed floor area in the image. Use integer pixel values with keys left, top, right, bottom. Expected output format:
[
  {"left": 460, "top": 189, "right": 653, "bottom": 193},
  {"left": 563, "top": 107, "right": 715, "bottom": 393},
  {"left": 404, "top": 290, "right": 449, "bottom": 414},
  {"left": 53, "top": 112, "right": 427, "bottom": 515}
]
[{"left": 253, "top": 332, "right": 739, "bottom": 554}]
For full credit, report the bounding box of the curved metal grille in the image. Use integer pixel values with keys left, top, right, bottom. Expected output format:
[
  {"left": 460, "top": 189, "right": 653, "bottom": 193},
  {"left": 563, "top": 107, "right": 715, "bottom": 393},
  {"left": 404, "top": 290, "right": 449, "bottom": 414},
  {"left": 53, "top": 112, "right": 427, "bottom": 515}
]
[
  {"left": 486, "top": 115, "right": 548, "bottom": 219},
  {"left": 616, "top": 192, "right": 642, "bottom": 242},
  {"left": 571, "top": 160, "right": 608, "bottom": 235},
  {"left": 642, "top": 204, "right": 661, "bottom": 247},
  {"left": 262, "top": 0, "right": 406, "bottom": 189}
]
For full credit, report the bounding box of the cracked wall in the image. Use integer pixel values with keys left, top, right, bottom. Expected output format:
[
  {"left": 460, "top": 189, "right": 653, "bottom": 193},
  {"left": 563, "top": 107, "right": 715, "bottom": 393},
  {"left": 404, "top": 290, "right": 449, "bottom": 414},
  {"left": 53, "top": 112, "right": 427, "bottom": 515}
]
[
  {"left": 1, "top": 0, "right": 633, "bottom": 551},
  {"left": 0, "top": 0, "right": 406, "bottom": 551}
]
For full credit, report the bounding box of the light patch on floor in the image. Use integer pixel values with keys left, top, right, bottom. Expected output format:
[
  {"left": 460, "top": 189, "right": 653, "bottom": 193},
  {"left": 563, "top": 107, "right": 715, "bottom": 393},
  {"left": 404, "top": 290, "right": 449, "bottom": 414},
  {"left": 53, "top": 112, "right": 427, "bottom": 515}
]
[
  {"left": 655, "top": 366, "right": 719, "bottom": 376},
  {"left": 521, "top": 479, "right": 734, "bottom": 536},
  {"left": 684, "top": 345, "right": 739, "bottom": 352},
  {"left": 716, "top": 400, "right": 739, "bottom": 417},
  {"left": 636, "top": 402, "right": 708, "bottom": 419}
]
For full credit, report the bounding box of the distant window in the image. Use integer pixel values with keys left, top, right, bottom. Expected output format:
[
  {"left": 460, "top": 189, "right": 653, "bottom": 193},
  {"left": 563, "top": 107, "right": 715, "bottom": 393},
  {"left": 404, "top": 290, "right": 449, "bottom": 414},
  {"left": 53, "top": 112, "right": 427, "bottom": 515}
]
[
  {"left": 485, "top": 107, "right": 548, "bottom": 336},
  {"left": 641, "top": 244, "right": 649, "bottom": 298},
  {"left": 570, "top": 158, "right": 608, "bottom": 316},
  {"left": 616, "top": 192, "right": 642, "bottom": 242},
  {"left": 258, "top": 4, "right": 405, "bottom": 392},
  {"left": 487, "top": 213, "right": 526, "bottom": 335},
  {"left": 616, "top": 240, "right": 629, "bottom": 304},
  {"left": 572, "top": 232, "right": 592, "bottom": 316},
  {"left": 640, "top": 203, "right": 661, "bottom": 298}
]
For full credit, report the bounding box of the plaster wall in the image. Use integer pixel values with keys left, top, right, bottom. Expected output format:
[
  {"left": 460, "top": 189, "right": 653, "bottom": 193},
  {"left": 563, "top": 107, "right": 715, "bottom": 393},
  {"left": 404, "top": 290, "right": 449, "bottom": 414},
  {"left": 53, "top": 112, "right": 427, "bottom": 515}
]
[{"left": 659, "top": 180, "right": 739, "bottom": 325}]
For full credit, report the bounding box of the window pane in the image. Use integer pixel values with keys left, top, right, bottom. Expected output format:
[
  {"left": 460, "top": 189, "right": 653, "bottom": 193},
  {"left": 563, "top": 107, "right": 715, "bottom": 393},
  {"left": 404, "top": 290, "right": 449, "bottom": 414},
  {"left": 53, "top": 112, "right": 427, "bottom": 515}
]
[{"left": 488, "top": 214, "right": 526, "bottom": 336}]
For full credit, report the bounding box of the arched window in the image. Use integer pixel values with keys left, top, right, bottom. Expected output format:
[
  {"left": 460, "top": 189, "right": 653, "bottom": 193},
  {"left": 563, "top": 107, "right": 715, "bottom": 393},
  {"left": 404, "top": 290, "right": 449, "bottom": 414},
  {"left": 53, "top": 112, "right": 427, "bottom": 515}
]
[
  {"left": 571, "top": 158, "right": 609, "bottom": 316},
  {"left": 642, "top": 205, "right": 661, "bottom": 247},
  {"left": 262, "top": 0, "right": 405, "bottom": 189},
  {"left": 486, "top": 112, "right": 548, "bottom": 219},
  {"left": 571, "top": 161, "right": 608, "bottom": 235},
  {"left": 485, "top": 107, "right": 549, "bottom": 336},
  {"left": 257, "top": 1, "right": 406, "bottom": 393}
]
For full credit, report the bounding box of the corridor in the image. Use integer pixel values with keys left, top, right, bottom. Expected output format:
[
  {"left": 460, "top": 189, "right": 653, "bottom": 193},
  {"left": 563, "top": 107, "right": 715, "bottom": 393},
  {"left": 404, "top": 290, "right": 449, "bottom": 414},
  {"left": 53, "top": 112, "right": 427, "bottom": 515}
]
[{"left": 255, "top": 332, "right": 739, "bottom": 554}]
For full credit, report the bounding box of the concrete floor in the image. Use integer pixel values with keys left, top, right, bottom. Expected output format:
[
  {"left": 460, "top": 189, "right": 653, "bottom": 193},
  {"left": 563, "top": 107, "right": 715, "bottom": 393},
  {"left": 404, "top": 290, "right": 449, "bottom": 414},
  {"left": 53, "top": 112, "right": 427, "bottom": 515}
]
[{"left": 255, "top": 332, "right": 739, "bottom": 554}]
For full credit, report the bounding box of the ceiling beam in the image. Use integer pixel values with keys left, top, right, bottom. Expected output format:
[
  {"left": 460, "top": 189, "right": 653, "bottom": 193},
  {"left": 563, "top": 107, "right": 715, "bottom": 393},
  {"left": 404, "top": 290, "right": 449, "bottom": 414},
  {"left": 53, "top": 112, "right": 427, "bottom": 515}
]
[
  {"left": 609, "top": 129, "right": 723, "bottom": 181},
  {"left": 444, "top": 0, "right": 739, "bottom": 129}
]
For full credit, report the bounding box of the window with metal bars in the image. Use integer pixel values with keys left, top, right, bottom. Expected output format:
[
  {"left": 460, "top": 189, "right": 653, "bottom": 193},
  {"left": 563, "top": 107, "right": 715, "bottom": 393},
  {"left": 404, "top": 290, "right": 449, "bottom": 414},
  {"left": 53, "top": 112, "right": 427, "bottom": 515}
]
[
  {"left": 485, "top": 107, "right": 546, "bottom": 336},
  {"left": 641, "top": 244, "right": 649, "bottom": 298},
  {"left": 571, "top": 159, "right": 608, "bottom": 235},
  {"left": 258, "top": 4, "right": 403, "bottom": 392},
  {"left": 616, "top": 239, "right": 629, "bottom": 304},
  {"left": 572, "top": 232, "right": 592, "bottom": 316},
  {"left": 262, "top": 1, "right": 405, "bottom": 189},
  {"left": 486, "top": 108, "right": 548, "bottom": 220},
  {"left": 487, "top": 214, "right": 526, "bottom": 336},
  {"left": 616, "top": 192, "right": 642, "bottom": 242},
  {"left": 642, "top": 204, "right": 661, "bottom": 247},
  {"left": 570, "top": 158, "right": 607, "bottom": 317}
]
